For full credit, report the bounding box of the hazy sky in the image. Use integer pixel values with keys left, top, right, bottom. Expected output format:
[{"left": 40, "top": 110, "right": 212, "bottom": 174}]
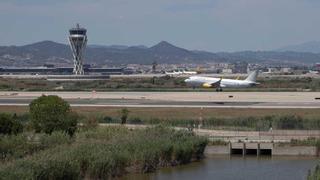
[{"left": 1, "top": 0, "right": 320, "bottom": 52}]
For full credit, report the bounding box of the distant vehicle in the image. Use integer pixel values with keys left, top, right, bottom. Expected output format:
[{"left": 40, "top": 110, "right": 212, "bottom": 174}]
[
  {"left": 309, "top": 70, "right": 319, "bottom": 74},
  {"left": 165, "top": 69, "right": 197, "bottom": 76},
  {"left": 165, "top": 70, "right": 182, "bottom": 76},
  {"left": 184, "top": 70, "right": 259, "bottom": 91},
  {"left": 182, "top": 70, "right": 197, "bottom": 75}
]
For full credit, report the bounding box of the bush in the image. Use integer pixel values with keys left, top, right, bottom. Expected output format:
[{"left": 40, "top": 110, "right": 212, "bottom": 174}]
[
  {"left": 128, "top": 117, "right": 143, "bottom": 124},
  {"left": 119, "top": 108, "right": 130, "bottom": 124},
  {"left": 99, "top": 116, "right": 114, "bottom": 123},
  {"left": 0, "top": 113, "right": 23, "bottom": 135},
  {"left": 29, "top": 95, "right": 78, "bottom": 136}
]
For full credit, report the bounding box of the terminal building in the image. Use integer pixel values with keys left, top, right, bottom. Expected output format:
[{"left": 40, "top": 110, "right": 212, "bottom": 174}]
[
  {"left": 0, "top": 66, "right": 133, "bottom": 75},
  {"left": 232, "top": 61, "right": 248, "bottom": 74}
]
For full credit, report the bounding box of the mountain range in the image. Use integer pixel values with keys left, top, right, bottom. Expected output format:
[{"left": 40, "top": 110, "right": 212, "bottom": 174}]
[
  {"left": 0, "top": 40, "right": 319, "bottom": 67},
  {"left": 276, "top": 41, "right": 320, "bottom": 53}
]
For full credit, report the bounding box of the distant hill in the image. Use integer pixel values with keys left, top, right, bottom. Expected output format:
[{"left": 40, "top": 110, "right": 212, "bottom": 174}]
[
  {"left": 0, "top": 41, "right": 71, "bottom": 67},
  {"left": 0, "top": 40, "right": 319, "bottom": 67},
  {"left": 277, "top": 41, "right": 320, "bottom": 53}
]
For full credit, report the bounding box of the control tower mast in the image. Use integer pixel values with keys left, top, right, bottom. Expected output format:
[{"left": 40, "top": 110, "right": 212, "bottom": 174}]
[{"left": 69, "top": 24, "right": 87, "bottom": 75}]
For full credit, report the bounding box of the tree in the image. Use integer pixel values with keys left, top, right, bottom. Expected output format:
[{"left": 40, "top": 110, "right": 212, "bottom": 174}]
[
  {"left": 119, "top": 108, "right": 130, "bottom": 124},
  {"left": 29, "top": 95, "right": 78, "bottom": 136},
  {"left": 0, "top": 113, "right": 23, "bottom": 135}
]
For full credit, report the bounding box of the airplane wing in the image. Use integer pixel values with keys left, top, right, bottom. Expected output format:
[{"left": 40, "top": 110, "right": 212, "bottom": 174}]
[{"left": 202, "top": 78, "right": 222, "bottom": 88}]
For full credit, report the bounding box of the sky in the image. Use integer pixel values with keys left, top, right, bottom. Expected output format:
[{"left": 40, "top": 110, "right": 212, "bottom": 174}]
[{"left": 0, "top": 0, "right": 320, "bottom": 52}]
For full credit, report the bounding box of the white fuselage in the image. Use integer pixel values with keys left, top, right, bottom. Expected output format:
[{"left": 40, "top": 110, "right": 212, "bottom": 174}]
[
  {"left": 165, "top": 70, "right": 197, "bottom": 76},
  {"left": 183, "top": 71, "right": 197, "bottom": 75},
  {"left": 185, "top": 76, "right": 257, "bottom": 88}
]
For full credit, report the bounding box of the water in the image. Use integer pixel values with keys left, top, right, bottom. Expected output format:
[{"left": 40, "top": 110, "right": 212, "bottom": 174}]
[{"left": 123, "top": 155, "right": 319, "bottom": 180}]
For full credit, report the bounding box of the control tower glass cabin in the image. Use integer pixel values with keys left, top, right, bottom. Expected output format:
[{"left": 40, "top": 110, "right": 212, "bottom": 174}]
[{"left": 69, "top": 24, "right": 87, "bottom": 75}]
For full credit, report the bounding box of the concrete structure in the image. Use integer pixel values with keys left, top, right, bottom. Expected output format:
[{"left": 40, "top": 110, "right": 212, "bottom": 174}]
[
  {"left": 222, "top": 68, "right": 233, "bottom": 74},
  {"left": 205, "top": 143, "right": 318, "bottom": 156},
  {"left": 280, "top": 67, "right": 293, "bottom": 74},
  {"left": 229, "top": 142, "right": 273, "bottom": 156},
  {"left": 69, "top": 24, "right": 87, "bottom": 75},
  {"left": 266, "top": 67, "right": 279, "bottom": 74},
  {"left": 204, "top": 145, "right": 230, "bottom": 155}
]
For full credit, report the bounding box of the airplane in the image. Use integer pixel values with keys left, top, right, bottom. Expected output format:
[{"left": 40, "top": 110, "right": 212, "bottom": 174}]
[
  {"left": 165, "top": 69, "right": 198, "bottom": 76},
  {"left": 182, "top": 70, "right": 197, "bottom": 75},
  {"left": 165, "top": 70, "right": 182, "bottom": 76},
  {"left": 184, "top": 70, "right": 260, "bottom": 91}
]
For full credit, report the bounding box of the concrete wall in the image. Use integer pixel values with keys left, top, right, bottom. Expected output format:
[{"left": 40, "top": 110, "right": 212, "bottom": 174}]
[
  {"left": 205, "top": 144, "right": 318, "bottom": 156},
  {"left": 273, "top": 145, "right": 318, "bottom": 156},
  {"left": 205, "top": 145, "right": 230, "bottom": 155}
]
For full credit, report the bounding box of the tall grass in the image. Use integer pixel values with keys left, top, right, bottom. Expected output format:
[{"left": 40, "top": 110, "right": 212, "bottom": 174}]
[
  {"left": 287, "top": 137, "right": 320, "bottom": 148},
  {"left": 0, "top": 126, "right": 207, "bottom": 179},
  {"left": 103, "top": 115, "right": 320, "bottom": 131},
  {"left": 0, "top": 132, "right": 73, "bottom": 162},
  {"left": 308, "top": 165, "right": 320, "bottom": 180}
]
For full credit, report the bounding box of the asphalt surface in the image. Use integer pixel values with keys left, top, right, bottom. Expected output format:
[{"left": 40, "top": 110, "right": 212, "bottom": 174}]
[{"left": 0, "top": 91, "right": 319, "bottom": 108}]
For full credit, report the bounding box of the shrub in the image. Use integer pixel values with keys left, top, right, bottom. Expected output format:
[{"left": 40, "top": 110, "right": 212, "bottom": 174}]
[
  {"left": 119, "top": 108, "right": 130, "bottom": 124},
  {"left": 0, "top": 113, "right": 23, "bottom": 135},
  {"left": 128, "top": 117, "right": 143, "bottom": 124},
  {"left": 29, "top": 95, "right": 78, "bottom": 136},
  {"left": 99, "top": 116, "right": 114, "bottom": 123}
]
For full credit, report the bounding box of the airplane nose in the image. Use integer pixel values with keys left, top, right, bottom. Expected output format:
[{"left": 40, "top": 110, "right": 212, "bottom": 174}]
[{"left": 184, "top": 79, "right": 190, "bottom": 83}]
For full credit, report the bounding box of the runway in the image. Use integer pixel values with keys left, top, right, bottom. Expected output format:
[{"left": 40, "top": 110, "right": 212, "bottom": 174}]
[
  {"left": 1, "top": 73, "right": 320, "bottom": 79},
  {"left": 0, "top": 91, "right": 319, "bottom": 108}
]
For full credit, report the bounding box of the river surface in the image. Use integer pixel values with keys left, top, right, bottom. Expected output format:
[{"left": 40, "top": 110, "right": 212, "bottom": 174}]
[{"left": 123, "top": 155, "right": 319, "bottom": 180}]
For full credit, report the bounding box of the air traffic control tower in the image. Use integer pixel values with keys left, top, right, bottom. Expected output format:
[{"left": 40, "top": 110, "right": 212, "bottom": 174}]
[{"left": 69, "top": 24, "right": 87, "bottom": 75}]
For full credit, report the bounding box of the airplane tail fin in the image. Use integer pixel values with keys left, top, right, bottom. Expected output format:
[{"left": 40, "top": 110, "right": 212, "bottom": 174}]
[{"left": 245, "top": 70, "right": 259, "bottom": 82}]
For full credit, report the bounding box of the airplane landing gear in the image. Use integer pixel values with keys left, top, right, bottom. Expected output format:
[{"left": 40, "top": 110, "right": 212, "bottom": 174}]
[{"left": 216, "top": 88, "right": 223, "bottom": 92}]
